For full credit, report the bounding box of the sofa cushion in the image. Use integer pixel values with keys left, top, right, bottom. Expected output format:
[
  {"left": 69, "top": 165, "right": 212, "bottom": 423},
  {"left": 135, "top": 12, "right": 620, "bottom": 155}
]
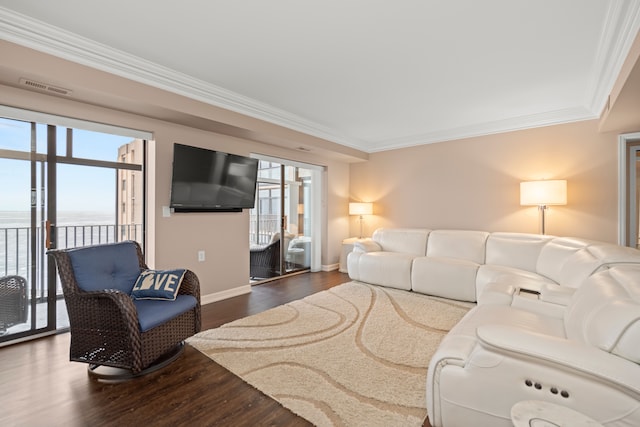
[
  {"left": 586, "top": 240, "right": 640, "bottom": 266},
  {"left": 68, "top": 241, "right": 141, "bottom": 293},
  {"left": 354, "top": 251, "right": 414, "bottom": 290},
  {"left": 536, "top": 237, "right": 594, "bottom": 287},
  {"left": 372, "top": 228, "right": 430, "bottom": 256},
  {"left": 133, "top": 294, "right": 198, "bottom": 332},
  {"left": 426, "top": 230, "right": 489, "bottom": 264},
  {"left": 131, "top": 269, "right": 186, "bottom": 300},
  {"left": 565, "top": 265, "right": 640, "bottom": 363},
  {"left": 485, "top": 232, "right": 553, "bottom": 272},
  {"left": 412, "top": 257, "right": 479, "bottom": 301},
  {"left": 587, "top": 300, "right": 640, "bottom": 363}
]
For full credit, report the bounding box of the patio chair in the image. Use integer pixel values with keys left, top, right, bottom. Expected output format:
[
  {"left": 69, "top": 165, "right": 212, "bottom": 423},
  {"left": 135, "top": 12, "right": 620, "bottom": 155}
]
[
  {"left": 250, "top": 238, "right": 281, "bottom": 279},
  {"left": 0, "top": 275, "right": 28, "bottom": 333},
  {"left": 48, "top": 240, "right": 201, "bottom": 379},
  {"left": 250, "top": 231, "right": 294, "bottom": 279}
]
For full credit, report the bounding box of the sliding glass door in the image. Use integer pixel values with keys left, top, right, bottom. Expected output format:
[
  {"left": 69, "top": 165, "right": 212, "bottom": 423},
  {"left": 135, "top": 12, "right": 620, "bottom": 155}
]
[
  {"left": 0, "top": 113, "right": 145, "bottom": 345},
  {"left": 249, "top": 157, "right": 320, "bottom": 281}
]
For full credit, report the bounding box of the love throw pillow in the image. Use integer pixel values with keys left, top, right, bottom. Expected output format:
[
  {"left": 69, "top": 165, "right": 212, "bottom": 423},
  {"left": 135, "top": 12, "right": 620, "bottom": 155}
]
[{"left": 131, "top": 269, "right": 186, "bottom": 300}]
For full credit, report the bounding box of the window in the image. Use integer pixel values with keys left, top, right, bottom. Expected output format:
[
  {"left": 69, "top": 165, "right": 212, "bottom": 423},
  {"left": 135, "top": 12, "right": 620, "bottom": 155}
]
[{"left": 0, "top": 105, "right": 149, "bottom": 345}]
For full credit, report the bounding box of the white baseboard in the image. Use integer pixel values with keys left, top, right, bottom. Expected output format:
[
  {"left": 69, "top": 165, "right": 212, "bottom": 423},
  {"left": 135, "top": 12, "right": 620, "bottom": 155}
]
[
  {"left": 201, "top": 267, "right": 342, "bottom": 306},
  {"left": 201, "top": 284, "right": 251, "bottom": 306},
  {"left": 322, "top": 263, "right": 339, "bottom": 272}
]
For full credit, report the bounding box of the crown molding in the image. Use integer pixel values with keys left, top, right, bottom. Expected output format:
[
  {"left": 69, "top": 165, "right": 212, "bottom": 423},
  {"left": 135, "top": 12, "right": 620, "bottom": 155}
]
[
  {"left": 0, "top": 5, "right": 636, "bottom": 154},
  {"left": 368, "top": 107, "right": 597, "bottom": 152},
  {"left": 0, "top": 7, "right": 365, "bottom": 150},
  {"left": 585, "top": 0, "right": 640, "bottom": 114}
]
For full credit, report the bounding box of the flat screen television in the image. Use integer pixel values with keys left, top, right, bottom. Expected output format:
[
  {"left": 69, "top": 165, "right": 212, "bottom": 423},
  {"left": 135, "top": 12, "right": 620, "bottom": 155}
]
[{"left": 169, "top": 143, "right": 259, "bottom": 212}]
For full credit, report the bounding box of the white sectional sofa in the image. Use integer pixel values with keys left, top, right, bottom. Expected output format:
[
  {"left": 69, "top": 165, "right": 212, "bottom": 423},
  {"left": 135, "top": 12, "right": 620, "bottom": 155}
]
[{"left": 346, "top": 228, "right": 640, "bottom": 427}]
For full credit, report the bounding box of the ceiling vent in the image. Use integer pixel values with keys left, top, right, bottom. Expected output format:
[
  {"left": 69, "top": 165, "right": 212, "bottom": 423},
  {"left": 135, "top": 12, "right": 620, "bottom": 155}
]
[{"left": 19, "top": 78, "right": 72, "bottom": 96}]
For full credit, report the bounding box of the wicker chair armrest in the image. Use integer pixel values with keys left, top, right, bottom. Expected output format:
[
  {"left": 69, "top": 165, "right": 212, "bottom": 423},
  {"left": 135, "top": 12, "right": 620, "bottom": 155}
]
[
  {"left": 250, "top": 245, "right": 267, "bottom": 254},
  {"left": 250, "top": 240, "right": 279, "bottom": 266},
  {"left": 69, "top": 288, "right": 134, "bottom": 305},
  {"left": 66, "top": 289, "right": 141, "bottom": 337},
  {"left": 177, "top": 269, "right": 201, "bottom": 333},
  {"left": 177, "top": 269, "right": 201, "bottom": 302}
]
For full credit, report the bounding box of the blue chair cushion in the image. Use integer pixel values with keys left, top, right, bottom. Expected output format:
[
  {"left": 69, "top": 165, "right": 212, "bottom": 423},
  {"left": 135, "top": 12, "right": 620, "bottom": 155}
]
[
  {"left": 133, "top": 295, "right": 198, "bottom": 332},
  {"left": 131, "top": 269, "right": 186, "bottom": 300},
  {"left": 68, "top": 241, "right": 141, "bottom": 293}
]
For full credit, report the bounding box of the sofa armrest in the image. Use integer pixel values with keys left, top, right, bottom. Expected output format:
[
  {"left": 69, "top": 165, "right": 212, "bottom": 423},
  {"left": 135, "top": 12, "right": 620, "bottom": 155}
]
[
  {"left": 539, "top": 283, "right": 575, "bottom": 305},
  {"left": 477, "top": 282, "right": 518, "bottom": 305},
  {"left": 476, "top": 324, "right": 640, "bottom": 399},
  {"left": 353, "top": 239, "right": 382, "bottom": 253}
]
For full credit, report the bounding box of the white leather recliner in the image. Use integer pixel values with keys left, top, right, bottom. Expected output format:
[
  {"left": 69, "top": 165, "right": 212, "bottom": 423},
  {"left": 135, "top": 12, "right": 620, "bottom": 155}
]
[
  {"left": 426, "top": 264, "right": 640, "bottom": 427},
  {"left": 347, "top": 227, "right": 640, "bottom": 426}
]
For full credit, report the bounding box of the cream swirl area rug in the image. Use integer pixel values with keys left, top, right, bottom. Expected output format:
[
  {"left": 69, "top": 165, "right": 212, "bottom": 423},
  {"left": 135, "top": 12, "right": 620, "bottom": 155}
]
[{"left": 187, "top": 281, "right": 474, "bottom": 427}]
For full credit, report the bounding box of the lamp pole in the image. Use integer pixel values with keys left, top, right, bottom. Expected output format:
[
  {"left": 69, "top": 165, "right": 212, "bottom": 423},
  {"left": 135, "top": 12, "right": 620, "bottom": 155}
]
[{"left": 538, "top": 205, "right": 548, "bottom": 235}]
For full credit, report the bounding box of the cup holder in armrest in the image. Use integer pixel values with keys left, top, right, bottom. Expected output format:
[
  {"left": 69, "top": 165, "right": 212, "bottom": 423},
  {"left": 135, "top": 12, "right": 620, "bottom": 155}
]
[{"left": 517, "top": 288, "right": 540, "bottom": 300}]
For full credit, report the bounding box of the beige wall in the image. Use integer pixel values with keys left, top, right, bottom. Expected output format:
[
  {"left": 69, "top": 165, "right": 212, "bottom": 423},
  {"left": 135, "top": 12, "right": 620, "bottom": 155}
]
[
  {"left": 349, "top": 120, "right": 623, "bottom": 243},
  {"left": 0, "top": 83, "right": 351, "bottom": 299},
  {"left": 4, "top": 34, "right": 640, "bottom": 302}
]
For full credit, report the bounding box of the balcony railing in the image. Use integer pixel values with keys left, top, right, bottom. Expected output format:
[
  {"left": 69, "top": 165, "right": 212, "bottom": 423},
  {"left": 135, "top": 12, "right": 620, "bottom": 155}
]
[
  {"left": 249, "top": 215, "right": 310, "bottom": 246},
  {"left": 249, "top": 214, "right": 279, "bottom": 245},
  {"left": 1, "top": 223, "right": 142, "bottom": 301}
]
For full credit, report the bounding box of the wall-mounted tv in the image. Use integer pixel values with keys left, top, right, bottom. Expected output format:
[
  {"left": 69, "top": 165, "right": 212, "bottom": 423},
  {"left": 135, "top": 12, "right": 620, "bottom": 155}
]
[{"left": 169, "top": 143, "right": 259, "bottom": 212}]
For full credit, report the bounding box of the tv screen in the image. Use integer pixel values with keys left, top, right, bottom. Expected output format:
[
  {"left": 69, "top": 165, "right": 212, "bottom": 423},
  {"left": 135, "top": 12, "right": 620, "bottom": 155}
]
[{"left": 169, "top": 143, "right": 259, "bottom": 212}]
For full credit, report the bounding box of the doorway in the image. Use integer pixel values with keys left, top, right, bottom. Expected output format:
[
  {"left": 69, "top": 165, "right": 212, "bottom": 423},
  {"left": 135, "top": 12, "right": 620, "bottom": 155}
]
[
  {"left": 619, "top": 132, "right": 640, "bottom": 248},
  {"left": 249, "top": 156, "right": 322, "bottom": 282},
  {"left": 0, "top": 110, "right": 147, "bottom": 345}
]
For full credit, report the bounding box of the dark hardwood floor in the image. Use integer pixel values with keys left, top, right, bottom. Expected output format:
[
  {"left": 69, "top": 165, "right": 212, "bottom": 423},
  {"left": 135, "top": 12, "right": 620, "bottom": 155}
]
[{"left": 0, "top": 270, "right": 433, "bottom": 427}]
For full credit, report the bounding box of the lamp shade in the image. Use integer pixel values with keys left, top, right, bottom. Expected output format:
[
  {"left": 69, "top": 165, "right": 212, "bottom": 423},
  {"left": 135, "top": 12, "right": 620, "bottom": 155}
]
[
  {"left": 520, "top": 180, "right": 567, "bottom": 206},
  {"left": 349, "top": 202, "right": 373, "bottom": 215}
]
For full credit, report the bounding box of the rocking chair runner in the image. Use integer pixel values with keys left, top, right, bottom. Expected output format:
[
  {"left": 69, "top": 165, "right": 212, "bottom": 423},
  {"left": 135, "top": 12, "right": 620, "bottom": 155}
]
[{"left": 48, "top": 241, "right": 201, "bottom": 378}]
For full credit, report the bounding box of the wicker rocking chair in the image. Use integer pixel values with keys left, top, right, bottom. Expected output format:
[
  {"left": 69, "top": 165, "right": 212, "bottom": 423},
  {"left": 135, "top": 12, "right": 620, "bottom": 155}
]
[
  {"left": 250, "top": 238, "right": 281, "bottom": 279},
  {"left": 0, "top": 275, "right": 28, "bottom": 334},
  {"left": 48, "top": 241, "right": 201, "bottom": 380},
  {"left": 250, "top": 231, "right": 295, "bottom": 279}
]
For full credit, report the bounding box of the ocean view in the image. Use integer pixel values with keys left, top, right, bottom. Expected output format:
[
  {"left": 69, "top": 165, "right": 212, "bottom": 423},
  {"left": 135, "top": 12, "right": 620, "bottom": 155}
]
[
  {"left": 0, "top": 114, "right": 143, "bottom": 338},
  {"left": 0, "top": 210, "right": 139, "bottom": 280},
  {"left": 0, "top": 210, "right": 115, "bottom": 228}
]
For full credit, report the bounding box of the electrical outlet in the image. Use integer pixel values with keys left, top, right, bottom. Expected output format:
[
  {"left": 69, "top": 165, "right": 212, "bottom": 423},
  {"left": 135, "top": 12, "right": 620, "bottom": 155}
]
[{"left": 198, "top": 250, "right": 205, "bottom": 262}]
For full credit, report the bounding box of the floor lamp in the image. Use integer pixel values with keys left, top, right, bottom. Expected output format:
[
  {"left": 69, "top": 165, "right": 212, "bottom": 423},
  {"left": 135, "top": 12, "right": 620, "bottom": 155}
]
[
  {"left": 349, "top": 202, "right": 373, "bottom": 238},
  {"left": 520, "top": 180, "right": 567, "bottom": 235}
]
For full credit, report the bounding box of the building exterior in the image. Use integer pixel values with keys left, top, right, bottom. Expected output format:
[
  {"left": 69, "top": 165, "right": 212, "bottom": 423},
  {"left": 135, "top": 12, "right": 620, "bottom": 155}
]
[{"left": 117, "top": 139, "right": 144, "bottom": 242}]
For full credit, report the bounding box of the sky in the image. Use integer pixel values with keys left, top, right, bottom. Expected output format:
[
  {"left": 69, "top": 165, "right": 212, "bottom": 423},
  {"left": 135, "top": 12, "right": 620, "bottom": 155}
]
[{"left": 0, "top": 117, "right": 136, "bottom": 213}]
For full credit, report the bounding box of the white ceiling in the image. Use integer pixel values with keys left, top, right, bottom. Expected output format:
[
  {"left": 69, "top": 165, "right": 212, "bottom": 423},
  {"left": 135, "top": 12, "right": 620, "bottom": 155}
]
[{"left": 1, "top": 0, "right": 639, "bottom": 153}]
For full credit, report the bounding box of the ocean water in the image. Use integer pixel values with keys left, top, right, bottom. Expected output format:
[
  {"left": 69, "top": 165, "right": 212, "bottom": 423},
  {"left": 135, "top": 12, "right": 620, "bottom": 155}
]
[
  {"left": 0, "top": 210, "right": 119, "bottom": 279},
  {"left": 0, "top": 210, "right": 114, "bottom": 228}
]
